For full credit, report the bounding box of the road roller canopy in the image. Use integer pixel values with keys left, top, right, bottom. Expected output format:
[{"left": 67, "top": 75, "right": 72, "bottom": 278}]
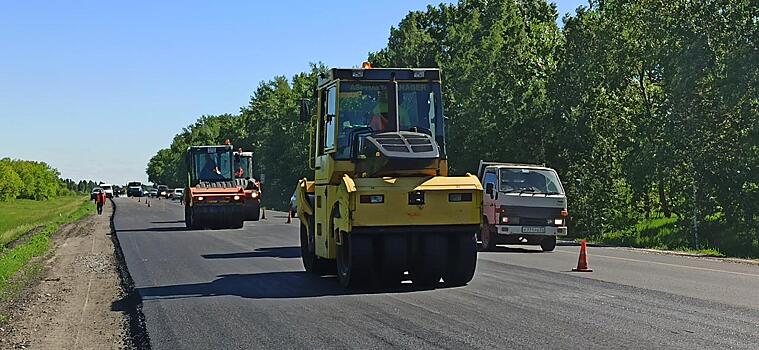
[
  {"left": 305, "top": 67, "right": 447, "bottom": 163},
  {"left": 186, "top": 145, "right": 235, "bottom": 185}
]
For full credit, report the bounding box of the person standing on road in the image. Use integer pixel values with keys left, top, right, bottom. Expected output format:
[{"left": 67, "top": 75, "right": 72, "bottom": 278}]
[{"left": 95, "top": 190, "right": 106, "bottom": 215}]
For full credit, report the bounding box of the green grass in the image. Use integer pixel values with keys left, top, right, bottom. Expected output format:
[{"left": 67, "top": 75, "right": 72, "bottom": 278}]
[
  {"left": 0, "top": 196, "right": 90, "bottom": 247},
  {"left": 589, "top": 213, "right": 759, "bottom": 258},
  {"left": 0, "top": 197, "right": 93, "bottom": 300}
]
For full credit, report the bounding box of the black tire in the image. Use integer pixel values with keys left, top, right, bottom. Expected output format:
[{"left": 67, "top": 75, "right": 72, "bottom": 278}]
[
  {"left": 540, "top": 236, "right": 556, "bottom": 252},
  {"left": 337, "top": 233, "right": 372, "bottom": 288},
  {"left": 411, "top": 234, "right": 446, "bottom": 287},
  {"left": 231, "top": 218, "right": 244, "bottom": 229},
  {"left": 443, "top": 233, "right": 477, "bottom": 287},
  {"left": 480, "top": 224, "right": 497, "bottom": 251},
  {"left": 185, "top": 206, "right": 193, "bottom": 229},
  {"left": 245, "top": 202, "right": 261, "bottom": 221},
  {"left": 378, "top": 235, "right": 407, "bottom": 288},
  {"left": 300, "top": 218, "right": 332, "bottom": 274}
]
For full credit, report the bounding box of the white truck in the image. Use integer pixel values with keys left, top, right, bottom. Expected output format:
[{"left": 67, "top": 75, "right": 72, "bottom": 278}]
[
  {"left": 477, "top": 161, "right": 568, "bottom": 252},
  {"left": 100, "top": 183, "right": 114, "bottom": 198}
]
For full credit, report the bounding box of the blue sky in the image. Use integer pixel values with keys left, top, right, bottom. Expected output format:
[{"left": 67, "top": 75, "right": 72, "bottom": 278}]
[{"left": 0, "top": 0, "right": 585, "bottom": 185}]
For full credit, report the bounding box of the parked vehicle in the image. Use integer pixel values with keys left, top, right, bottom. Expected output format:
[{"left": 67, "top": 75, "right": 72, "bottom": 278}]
[
  {"left": 289, "top": 190, "right": 297, "bottom": 217},
  {"left": 156, "top": 185, "right": 170, "bottom": 198},
  {"left": 127, "top": 181, "right": 143, "bottom": 197},
  {"left": 477, "top": 161, "right": 568, "bottom": 252},
  {"left": 100, "top": 184, "right": 114, "bottom": 198},
  {"left": 90, "top": 188, "right": 103, "bottom": 200},
  {"left": 170, "top": 188, "right": 184, "bottom": 200}
]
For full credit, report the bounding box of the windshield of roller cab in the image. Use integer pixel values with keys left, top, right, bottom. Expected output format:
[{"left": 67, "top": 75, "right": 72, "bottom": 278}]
[
  {"left": 499, "top": 168, "right": 564, "bottom": 194},
  {"left": 336, "top": 82, "right": 444, "bottom": 159},
  {"left": 193, "top": 149, "right": 232, "bottom": 181}
]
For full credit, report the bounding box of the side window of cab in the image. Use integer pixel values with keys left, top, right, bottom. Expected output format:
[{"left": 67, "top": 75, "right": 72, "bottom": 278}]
[
  {"left": 483, "top": 171, "right": 497, "bottom": 197},
  {"left": 323, "top": 85, "right": 337, "bottom": 152}
]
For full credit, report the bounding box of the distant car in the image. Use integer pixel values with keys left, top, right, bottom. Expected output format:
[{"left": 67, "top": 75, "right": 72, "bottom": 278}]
[
  {"left": 170, "top": 188, "right": 184, "bottom": 200},
  {"left": 90, "top": 188, "right": 103, "bottom": 200},
  {"left": 149, "top": 188, "right": 158, "bottom": 197},
  {"left": 100, "top": 184, "right": 114, "bottom": 198},
  {"left": 289, "top": 190, "right": 297, "bottom": 217},
  {"left": 156, "top": 185, "right": 170, "bottom": 198}
]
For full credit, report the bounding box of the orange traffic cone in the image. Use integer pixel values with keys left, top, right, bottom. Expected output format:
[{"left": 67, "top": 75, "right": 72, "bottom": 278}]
[
  {"left": 147, "top": 200, "right": 151, "bottom": 207},
  {"left": 572, "top": 239, "right": 593, "bottom": 272},
  {"left": 261, "top": 207, "right": 266, "bottom": 220},
  {"left": 286, "top": 210, "right": 292, "bottom": 223}
]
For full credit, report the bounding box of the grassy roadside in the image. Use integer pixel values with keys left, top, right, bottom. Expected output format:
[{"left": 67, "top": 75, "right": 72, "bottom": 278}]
[
  {"left": 0, "top": 196, "right": 91, "bottom": 247},
  {"left": 0, "top": 196, "right": 93, "bottom": 301},
  {"left": 586, "top": 214, "right": 728, "bottom": 257}
]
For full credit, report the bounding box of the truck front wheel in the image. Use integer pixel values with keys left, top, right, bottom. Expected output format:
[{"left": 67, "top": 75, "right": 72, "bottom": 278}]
[
  {"left": 480, "top": 224, "right": 497, "bottom": 251},
  {"left": 540, "top": 236, "right": 556, "bottom": 252}
]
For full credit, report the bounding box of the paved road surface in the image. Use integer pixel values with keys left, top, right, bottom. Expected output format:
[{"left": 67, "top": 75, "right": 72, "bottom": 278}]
[{"left": 113, "top": 197, "right": 759, "bottom": 349}]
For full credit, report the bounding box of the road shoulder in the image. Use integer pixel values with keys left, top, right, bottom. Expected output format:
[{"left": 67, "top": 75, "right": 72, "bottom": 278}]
[{"left": 0, "top": 201, "right": 125, "bottom": 350}]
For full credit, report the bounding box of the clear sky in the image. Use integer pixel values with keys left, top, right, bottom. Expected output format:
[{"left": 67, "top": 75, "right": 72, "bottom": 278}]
[{"left": 0, "top": 1, "right": 585, "bottom": 185}]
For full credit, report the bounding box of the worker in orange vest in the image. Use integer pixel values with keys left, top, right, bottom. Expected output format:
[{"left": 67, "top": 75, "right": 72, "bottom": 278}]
[{"left": 95, "top": 190, "right": 106, "bottom": 215}]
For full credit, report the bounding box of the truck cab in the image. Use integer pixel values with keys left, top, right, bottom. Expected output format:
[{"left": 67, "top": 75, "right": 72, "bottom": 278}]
[
  {"left": 478, "top": 161, "right": 568, "bottom": 251},
  {"left": 127, "top": 181, "right": 143, "bottom": 197}
]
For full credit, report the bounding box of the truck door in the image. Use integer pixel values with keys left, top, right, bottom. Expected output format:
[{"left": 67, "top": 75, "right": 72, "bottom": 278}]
[{"left": 483, "top": 170, "right": 498, "bottom": 225}]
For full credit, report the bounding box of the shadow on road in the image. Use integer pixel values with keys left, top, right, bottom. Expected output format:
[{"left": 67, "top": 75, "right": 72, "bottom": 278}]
[
  {"left": 117, "top": 226, "right": 187, "bottom": 233},
  {"left": 151, "top": 220, "right": 184, "bottom": 224},
  {"left": 136, "top": 271, "right": 434, "bottom": 300},
  {"left": 480, "top": 245, "right": 544, "bottom": 253},
  {"left": 202, "top": 246, "right": 301, "bottom": 259}
]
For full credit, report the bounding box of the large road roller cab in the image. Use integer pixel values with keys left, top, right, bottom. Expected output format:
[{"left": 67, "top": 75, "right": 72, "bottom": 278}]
[
  {"left": 296, "top": 64, "right": 482, "bottom": 288},
  {"left": 234, "top": 150, "right": 261, "bottom": 221},
  {"left": 184, "top": 145, "right": 246, "bottom": 229}
]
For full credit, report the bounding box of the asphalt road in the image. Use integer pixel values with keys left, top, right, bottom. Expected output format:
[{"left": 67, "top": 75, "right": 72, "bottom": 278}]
[{"left": 113, "top": 197, "right": 759, "bottom": 349}]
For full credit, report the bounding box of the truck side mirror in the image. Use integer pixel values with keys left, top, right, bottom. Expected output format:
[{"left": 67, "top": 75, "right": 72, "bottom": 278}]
[{"left": 299, "top": 99, "right": 311, "bottom": 122}]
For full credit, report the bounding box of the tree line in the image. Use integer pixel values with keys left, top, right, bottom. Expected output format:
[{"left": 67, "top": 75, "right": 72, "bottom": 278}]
[
  {"left": 0, "top": 158, "right": 98, "bottom": 201},
  {"left": 148, "top": 0, "right": 757, "bottom": 256}
]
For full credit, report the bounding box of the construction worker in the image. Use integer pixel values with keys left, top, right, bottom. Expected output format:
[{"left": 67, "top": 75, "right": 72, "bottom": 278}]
[
  {"left": 95, "top": 190, "right": 106, "bottom": 215},
  {"left": 200, "top": 154, "right": 223, "bottom": 180}
]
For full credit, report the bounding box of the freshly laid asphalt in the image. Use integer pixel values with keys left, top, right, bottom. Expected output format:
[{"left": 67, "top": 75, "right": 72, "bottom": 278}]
[{"left": 113, "top": 197, "right": 759, "bottom": 349}]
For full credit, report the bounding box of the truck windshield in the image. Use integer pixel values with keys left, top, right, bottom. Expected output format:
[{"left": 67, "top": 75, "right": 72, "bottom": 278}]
[
  {"left": 193, "top": 150, "right": 232, "bottom": 181},
  {"left": 499, "top": 168, "right": 564, "bottom": 194},
  {"left": 336, "top": 82, "right": 444, "bottom": 158}
]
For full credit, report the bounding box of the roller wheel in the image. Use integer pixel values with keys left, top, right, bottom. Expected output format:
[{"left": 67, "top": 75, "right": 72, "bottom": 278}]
[
  {"left": 337, "top": 233, "right": 371, "bottom": 288},
  {"left": 443, "top": 233, "right": 477, "bottom": 287},
  {"left": 540, "top": 236, "right": 556, "bottom": 252},
  {"left": 378, "top": 235, "right": 407, "bottom": 288},
  {"left": 300, "top": 218, "right": 331, "bottom": 274},
  {"left": 411, "top": 234, "right": 446, "bottom": 287},
  {"left": 480, "top": 224, "right": 497, "bottom": 251}
]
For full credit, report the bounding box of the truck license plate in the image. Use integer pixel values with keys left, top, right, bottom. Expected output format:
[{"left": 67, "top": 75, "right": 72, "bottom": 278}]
[{"left": 522, "top": 226, "right": 545, "bottom": 233}]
